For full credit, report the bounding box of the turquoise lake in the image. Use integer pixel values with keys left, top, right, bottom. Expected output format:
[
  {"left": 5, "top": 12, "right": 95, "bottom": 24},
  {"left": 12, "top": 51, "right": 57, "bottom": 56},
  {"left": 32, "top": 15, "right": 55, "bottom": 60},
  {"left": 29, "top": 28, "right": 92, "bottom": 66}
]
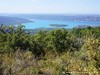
[{"left": 23, "top": 19, "right": 100, "bottom": 29}]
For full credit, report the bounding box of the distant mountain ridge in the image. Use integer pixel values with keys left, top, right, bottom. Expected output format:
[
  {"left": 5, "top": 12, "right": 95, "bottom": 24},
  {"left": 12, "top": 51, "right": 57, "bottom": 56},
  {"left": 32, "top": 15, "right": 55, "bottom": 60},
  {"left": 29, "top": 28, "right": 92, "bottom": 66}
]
[
  {"left": 9, "top": 14, "right": 100, "bottom": 23},
  {"left": 0, "top": 16, "right": 32, "bottom": 25}
]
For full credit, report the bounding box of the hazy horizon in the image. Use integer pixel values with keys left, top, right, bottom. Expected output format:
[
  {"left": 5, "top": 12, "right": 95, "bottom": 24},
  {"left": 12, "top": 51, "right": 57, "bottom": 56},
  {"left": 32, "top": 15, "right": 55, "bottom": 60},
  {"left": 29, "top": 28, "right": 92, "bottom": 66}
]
[
  {"left": 0, "top": 0, "right": 100, "bottom": 14},
  {"left": 0, "top": 13, "right": 100, "bottom": 16}
]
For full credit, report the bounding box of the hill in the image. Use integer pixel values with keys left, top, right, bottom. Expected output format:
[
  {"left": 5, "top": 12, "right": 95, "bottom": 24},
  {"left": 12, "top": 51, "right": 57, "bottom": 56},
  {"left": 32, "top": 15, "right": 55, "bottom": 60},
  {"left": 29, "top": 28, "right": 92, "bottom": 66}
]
[{"left": 0, "top": 16, "right": 32, "bottom": 25}]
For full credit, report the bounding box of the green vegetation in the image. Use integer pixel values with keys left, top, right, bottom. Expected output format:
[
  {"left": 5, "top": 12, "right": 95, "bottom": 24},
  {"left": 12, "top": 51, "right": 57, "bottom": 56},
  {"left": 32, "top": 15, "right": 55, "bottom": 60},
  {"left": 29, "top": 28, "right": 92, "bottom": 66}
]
[{"left": 0, "top": 25, "right": 100, "bottom": 75}]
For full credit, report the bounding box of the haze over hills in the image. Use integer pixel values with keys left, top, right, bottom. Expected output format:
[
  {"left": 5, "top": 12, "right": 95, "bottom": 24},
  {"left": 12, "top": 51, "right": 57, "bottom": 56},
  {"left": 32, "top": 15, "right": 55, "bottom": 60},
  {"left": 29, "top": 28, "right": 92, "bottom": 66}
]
[
  {"left": 0, "top": 16, "right": 32, "bottom": 25},
  {"left": 3, "top": 14, "right": 100, "bottom": 23}
]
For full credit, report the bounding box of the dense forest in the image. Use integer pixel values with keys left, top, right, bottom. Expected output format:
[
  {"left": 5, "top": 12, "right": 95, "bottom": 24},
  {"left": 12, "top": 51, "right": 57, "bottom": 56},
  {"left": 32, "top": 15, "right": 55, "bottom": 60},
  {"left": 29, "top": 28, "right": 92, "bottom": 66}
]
[{"left": 0, "top": 25, "right": 100, "bottom": 75}]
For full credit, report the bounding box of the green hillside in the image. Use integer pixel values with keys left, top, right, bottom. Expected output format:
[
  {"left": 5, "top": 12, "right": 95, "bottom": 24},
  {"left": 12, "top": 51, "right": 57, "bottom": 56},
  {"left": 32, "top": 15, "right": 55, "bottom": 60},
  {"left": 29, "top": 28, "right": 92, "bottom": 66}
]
[{"left": 0, "top": 25, "right": 100, "bottom": 75}]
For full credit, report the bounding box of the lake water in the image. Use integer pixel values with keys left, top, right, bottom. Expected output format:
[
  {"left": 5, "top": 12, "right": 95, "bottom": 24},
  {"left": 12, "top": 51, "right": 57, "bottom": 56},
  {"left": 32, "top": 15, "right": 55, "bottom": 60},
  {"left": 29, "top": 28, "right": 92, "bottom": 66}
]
[
  {"left": 23, "top": 19, "right": 100, "bottom": 29},
  {"left": 1, "top": 14, "right": 100, "bottom": 29}
]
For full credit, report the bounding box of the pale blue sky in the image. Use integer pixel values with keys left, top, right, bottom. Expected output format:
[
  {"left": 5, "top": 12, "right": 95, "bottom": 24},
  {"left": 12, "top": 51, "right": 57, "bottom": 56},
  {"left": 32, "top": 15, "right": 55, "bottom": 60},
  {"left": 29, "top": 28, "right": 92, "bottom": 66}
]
[{"left": 0, "top": 0, "right": 100, "bottom": 14}]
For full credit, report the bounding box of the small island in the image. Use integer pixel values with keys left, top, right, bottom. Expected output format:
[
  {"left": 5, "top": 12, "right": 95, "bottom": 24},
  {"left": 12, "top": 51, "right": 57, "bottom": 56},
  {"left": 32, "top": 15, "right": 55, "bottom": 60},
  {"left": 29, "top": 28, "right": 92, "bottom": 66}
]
[{"left": 50, "top": 24, "right": 68, "bottom": 27}]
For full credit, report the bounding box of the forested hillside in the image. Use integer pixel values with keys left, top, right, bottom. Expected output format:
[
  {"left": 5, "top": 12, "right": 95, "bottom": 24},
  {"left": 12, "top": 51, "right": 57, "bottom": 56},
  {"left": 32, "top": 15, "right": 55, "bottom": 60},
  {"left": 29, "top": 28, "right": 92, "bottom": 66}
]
[{"left": 0, "top": 25, "right": 100, "bottom": 75}]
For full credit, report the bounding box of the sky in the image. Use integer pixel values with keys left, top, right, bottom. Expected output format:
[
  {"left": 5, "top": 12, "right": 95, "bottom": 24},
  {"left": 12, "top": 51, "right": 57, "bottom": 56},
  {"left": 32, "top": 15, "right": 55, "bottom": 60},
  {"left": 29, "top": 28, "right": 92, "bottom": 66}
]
[{"left": 0, "top": 0, "right": 100, "bottom": 14}]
